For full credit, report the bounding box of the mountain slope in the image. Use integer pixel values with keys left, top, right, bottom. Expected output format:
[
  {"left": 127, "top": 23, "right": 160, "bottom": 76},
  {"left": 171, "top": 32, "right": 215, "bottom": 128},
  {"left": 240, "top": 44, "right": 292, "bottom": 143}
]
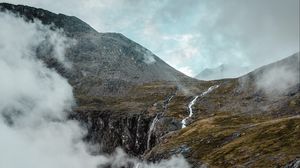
[{"left": 0, "top": 3, "right": 192, "bottom": 96}]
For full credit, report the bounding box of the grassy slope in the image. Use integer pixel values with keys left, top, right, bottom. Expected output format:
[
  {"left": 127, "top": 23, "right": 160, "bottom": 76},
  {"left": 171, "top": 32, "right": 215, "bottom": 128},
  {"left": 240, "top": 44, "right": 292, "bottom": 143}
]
[
  {"left": 148, "top": 113, "right": 300, "bottom": 167},
  {"left": 75, "top": 77, "right": 300, "bottom": 167},
  {"left": 142, "top": 78, "right": 300, "bottom": 167}
]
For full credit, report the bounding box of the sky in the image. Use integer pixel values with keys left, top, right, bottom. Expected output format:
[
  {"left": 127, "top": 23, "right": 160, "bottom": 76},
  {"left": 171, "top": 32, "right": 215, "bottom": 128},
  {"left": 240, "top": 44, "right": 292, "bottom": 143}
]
[{"left": 4, "top": 0, "right": 299, "bottom": 77}]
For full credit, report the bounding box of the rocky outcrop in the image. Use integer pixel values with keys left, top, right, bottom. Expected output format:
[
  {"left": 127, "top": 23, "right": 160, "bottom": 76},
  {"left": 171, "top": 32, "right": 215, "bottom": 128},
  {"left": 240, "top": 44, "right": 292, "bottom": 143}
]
[{"left": 71, "top": 109, "right": 152, "bottom": 156}]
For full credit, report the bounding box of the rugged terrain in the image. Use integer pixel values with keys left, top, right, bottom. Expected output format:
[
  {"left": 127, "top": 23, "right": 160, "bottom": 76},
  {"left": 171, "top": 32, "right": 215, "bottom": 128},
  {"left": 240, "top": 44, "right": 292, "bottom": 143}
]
[{"left": 1, "top": 3, "right": 300, "bottom": 168}]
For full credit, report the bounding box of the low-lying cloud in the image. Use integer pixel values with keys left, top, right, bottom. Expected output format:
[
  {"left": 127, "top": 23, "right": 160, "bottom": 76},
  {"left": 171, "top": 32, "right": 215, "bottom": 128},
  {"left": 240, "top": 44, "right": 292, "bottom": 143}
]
[
  {"left": 0, "top": 11, "right": 102, "bottom": 168},
  {"left": 255, "top": 55, "right": 300, "bottom": 96},
  {"left": 0, "top": 12, "right": 190, "bottom": 168}
]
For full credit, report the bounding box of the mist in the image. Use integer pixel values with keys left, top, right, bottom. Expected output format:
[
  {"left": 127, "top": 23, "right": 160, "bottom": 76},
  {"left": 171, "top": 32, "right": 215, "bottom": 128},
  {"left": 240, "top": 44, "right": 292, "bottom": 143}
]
[
  {"left": 255, "top": 53, "right": 300, "bottom": 96},
  {"left": 0, "top": 12, "right": 190, "bottom": 168}
]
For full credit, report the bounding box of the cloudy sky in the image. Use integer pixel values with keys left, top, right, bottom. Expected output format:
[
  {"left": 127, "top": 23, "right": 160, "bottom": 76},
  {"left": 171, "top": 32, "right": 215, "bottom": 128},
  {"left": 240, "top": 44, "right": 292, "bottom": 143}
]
[{"left": 4, "top": 0, "right": 299, "bottom": 77}]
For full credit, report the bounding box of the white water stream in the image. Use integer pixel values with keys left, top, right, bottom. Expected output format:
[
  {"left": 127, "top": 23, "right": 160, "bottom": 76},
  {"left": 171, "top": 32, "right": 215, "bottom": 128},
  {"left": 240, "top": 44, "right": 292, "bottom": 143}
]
[
  {"left": 181, "top": 85, "right": 219, "bottom": 128},
  {"left": 146, "top": 114, "right": 159, "bottom": 150}
]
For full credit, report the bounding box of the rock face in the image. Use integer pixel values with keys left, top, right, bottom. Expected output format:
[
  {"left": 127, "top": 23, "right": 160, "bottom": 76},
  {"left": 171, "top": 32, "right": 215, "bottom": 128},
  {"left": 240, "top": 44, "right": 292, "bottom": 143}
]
[
  {"left": 1, "top": 3, "right": 300, "bottom": 168},
  {"left": 70, "top": 83, "right": 181, "bottom": 156},
  {"left": 71, "top": 109, "right": 152, "bottom": 156}
]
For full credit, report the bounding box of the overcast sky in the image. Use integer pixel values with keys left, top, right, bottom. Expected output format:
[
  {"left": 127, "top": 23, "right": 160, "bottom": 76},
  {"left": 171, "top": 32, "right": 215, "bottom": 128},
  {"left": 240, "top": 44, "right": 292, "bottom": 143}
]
[{"left": 4, "top": 0, "right": 300, "bottom": 77}]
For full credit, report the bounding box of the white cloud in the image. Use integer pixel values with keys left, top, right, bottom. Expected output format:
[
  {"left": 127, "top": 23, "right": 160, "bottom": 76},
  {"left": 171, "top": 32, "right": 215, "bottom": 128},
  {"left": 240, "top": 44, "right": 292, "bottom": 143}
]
[
  {"left": 255, "top": 64, "right": 299, "bottom": 96},
  {"left": 159, "top": 34, "right": 201, "bottom": 75},
  {"left": 177, "top": 66, "right": 195, "bottom": 77},
  {"left": 0, "top": 12, "right": 104, "bottom": 168},
  {"left": 162, "top": 34, "right": 200, "bottom": 59}
]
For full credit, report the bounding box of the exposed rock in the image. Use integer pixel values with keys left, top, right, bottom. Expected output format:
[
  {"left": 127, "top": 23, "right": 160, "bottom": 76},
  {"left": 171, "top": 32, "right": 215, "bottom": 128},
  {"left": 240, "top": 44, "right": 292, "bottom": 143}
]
[{"left": 71, "top": 109, "right": 152, "bottom": 155}]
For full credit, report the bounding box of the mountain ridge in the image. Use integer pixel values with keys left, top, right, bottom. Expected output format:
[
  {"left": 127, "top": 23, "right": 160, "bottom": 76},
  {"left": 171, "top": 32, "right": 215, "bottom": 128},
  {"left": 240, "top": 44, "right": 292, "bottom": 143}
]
[{"left": 0, "top": 2, "right": 193, "bottom": 96}]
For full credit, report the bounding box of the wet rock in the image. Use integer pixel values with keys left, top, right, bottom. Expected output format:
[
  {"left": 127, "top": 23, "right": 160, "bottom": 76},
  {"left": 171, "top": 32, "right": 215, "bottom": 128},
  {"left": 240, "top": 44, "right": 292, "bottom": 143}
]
[{"left": 284, "top": 158, "right": 300, "bottom": 168}]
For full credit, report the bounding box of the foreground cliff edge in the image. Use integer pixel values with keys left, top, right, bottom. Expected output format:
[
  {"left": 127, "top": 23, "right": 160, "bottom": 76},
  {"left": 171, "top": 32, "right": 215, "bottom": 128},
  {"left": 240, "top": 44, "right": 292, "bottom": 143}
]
[{"left": 1, "top": 3, "right": 299, "bottom": 168}]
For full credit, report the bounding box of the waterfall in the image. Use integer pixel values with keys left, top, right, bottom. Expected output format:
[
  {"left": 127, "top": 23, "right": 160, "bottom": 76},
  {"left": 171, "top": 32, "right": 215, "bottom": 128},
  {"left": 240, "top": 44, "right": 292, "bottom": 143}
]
[
  {"left": 163, "top": 95, "right": 174, "bottom": 112},
  {"left": 200, "top": 85, "right": 219, "bottom": 96},
  {"left": 181, "top": 85, "right": 219, "bottom": 128},
  {"left": 147, "top": 114, "right": 159, "bottom": 150},
  {"left": 146, "top": 93, "right": 175, "bottom": 150},
  {"left": 181, "top": 96, "right": 199, "bottom": 128},
  {"left": 135, "top": 115, "right": 141, "bottom": 148}
]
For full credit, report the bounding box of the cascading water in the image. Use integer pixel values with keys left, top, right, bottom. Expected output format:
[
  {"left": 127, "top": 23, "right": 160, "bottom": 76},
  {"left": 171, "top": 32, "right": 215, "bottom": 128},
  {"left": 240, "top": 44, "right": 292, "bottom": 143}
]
[
  {"left": 163, "top": 95, "right": 174, "bottom": 113},
  {"left": 200, "top": 85, "right": 219, "bottom": 96},
  {"left": 146, "top": 94, "right": 175, "bottom": 150},
  {"left": 181, "top": 96, "right": 199, "bottom": 128},
  {"left": 146, "top": 114, "right": 159, "bottom": 150},
  {"left": 135, "top": 115, "right": 141, "bottom": 148},
  {"left": 181, "top": 85, "right": 219, "bottom": 128}
]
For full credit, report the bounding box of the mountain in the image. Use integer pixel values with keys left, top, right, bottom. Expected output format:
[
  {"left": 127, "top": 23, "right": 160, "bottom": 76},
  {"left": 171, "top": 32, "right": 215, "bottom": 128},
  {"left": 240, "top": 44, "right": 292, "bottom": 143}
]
[
  {"left": 195, "top": 64, "right": 249, "bottom": 80},
  {"left": 0, "top": 3, "right": 192, "bottom": 96},
  {"left": 1, "top": 3, "right": 300, "bottom": 168}
]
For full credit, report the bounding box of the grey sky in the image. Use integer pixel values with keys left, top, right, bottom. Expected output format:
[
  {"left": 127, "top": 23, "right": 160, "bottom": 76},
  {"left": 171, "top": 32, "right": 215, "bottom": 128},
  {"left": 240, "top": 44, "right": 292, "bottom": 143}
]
[{"left": 4, "top": 0, "right": 299, "bottom": 77}]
